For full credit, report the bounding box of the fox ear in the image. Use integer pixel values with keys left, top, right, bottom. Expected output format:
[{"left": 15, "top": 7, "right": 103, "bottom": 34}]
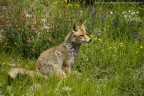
[
  {"left": 73, "top": 24, "right": 78, "bottom": 32},
  {"left": 82, "top": 20, "right": 86, "bottom": 28}
]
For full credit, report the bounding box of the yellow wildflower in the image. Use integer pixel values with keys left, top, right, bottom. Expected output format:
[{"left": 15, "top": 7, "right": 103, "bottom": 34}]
[
  {"left": 54, "top": 1, "right": 58, "bottom": 4},
  {"left": 90, "top": 34, "right": 95, "bottom": 38},
  {"left": 108, "top": 46, "right": 112, "bottom": 49},
  {"left": 93, "top": 37, "right": 98, "bottom": 42},
  {"left": 136, "top": 51, "right": 139, "bottom": 54},
  {"left": 75, "top": 4, "right": 80, "bottom": 8},
  {"left": 140, "top": 46, "right": 143, "bottom": 49},
  {"left": 66, "top": 3, "right": 72, "bottom": 8},
  {"left": 119, "top": 42, "right": 124, "bottom": 47},
  {"left": 68, "top": 4, "right": 72, "bottom": 7},
  {"left": 31, "top": 36, "right": 34, "bottom": 39},
  {"left": 64, "top": 0, "right": 67, "bottom": 3},
  {"left": 98, "top": 38, "right": 102, "bottom": 42}
]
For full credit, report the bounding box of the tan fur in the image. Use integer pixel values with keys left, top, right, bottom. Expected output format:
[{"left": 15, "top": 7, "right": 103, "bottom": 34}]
[
  {"left": 8, "top": 66, "right": 34, "bottom": 78},
  {"left": 8, "top": 22, "right": 91, "bottom": 79}
]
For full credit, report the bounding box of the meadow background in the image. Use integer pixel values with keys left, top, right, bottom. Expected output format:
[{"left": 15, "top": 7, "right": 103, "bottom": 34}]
[{"left": 0, "top": 0, "right": 144, "bottom": 96}]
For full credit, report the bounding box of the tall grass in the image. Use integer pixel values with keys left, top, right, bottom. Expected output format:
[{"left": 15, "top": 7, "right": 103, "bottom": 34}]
[{"left": 0, "top": 0, "right": 144, "bottom": 96}]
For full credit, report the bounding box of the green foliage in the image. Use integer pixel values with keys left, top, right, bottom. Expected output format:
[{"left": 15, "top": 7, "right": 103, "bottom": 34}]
[{"left": 0, "top": 0, "right": 144, "bottom": 96}]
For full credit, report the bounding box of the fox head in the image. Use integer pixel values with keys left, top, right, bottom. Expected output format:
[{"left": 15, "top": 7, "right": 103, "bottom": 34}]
[{"left": 71, "top": 21, "right": 91, "bottom": 43}]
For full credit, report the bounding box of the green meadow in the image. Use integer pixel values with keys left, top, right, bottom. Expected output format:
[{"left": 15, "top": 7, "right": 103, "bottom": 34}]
[{"left": 0, "top": 0, "right": 144, "bottom": 96}]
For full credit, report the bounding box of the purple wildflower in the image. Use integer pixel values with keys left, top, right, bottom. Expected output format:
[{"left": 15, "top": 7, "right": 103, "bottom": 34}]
[
  {"left": 65, "top": 16, "right": 71, "bottom": 24},
  {"left": 50, "top": 22, "right": 55, "bottom": 30},
  {"left": 91, "top": 20, "right": 95, "bottom": 30},
  {"left": 21, "top": 14, "right": 26, "bottom": 22},
  {"left": 89, "top": 9, "right": 97, "bottom": 30},
  {"left": 101, "top": 13, "right": 106, "bottom": 21},
  {"left": 90, "top": 9, "right": 97, "bottom": 17},
  {"left": 0, "top": 23, "right": 3, "bottom": 30},
  {"left": 26, "top": 37, "right": 31, "bottom": 44},
  {"left": 113, "top": 20, "right": 119, "bottom": 27},
  {"left": 132, "top": 32, "right": 138, "bottom": 38},
  {"left": 113, "top": 15, "right": 120, "bottom": 27},
  {"left": 137, "top": 21, "right": 142, "bottom": 28},
  {"left": 31, "top": 26, "right": 38, "bottom": 31}
]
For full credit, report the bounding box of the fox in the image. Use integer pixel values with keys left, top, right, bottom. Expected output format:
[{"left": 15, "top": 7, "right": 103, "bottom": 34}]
[{"left": 8, "top": 21, "right": 91, "bottom": 79}]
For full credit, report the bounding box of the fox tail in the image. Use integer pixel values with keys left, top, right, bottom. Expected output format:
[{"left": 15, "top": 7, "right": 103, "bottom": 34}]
[{"left": 8, "top": 66, "right": 34, "bottom": 79}]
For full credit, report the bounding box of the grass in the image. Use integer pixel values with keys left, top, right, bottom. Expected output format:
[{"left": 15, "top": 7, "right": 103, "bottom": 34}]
[{"left": 0, "top": 0, "right": 144, "bottom": 96}]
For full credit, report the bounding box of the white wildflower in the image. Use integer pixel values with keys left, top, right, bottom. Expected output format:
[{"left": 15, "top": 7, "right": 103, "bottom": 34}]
[
  {"left": 26, "top": 13, "right": 32, "bottom": 18},
  {"left": 122, "top": 11, "right": 125, "bottom": 14},
  {"left": 124, "top": 15, "right": 127, "bottom": 18},
  {"left": 136, "top": 11, "right": 139, "bottom": 14},
  {"left": 110, "top": 11, "right": 113, "bottom": 14},
  {"left": 43, "top": 25, "right": 49, "bottom": 29},
  {"left": 62, "top": 86, "right": 71, "bottom": 91},
  {"left": 131, "top": 12, "right": 135, "bottom": 15},
  {"left": 42, "top": 19, "right": 46, "bottom": 23}
]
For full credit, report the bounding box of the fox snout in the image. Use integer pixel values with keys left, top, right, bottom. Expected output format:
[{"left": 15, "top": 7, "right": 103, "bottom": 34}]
[{"left": 81, "top": 35, "right": 91, "bottom": 43}]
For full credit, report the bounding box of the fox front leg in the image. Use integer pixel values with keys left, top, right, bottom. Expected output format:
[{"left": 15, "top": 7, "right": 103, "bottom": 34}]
[
  {"left": 63, "top": 61, "right": 72, "bottom": 75},
  {"left": 64, "top": 67, "right": 71, "bottom": 75}
]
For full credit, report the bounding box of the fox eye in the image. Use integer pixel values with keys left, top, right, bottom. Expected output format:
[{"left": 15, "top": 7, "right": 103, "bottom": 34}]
[{"left": 79, "top": 35, "right": 84, "bottom": 36}]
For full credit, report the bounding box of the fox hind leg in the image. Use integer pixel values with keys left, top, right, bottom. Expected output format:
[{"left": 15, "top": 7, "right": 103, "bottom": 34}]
[{"left": 54, "top": 69, "right": 66, "bottom": 79}]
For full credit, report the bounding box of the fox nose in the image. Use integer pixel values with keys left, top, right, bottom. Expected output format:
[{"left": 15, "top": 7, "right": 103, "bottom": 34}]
[
  {"left": 87, "top": 38, "right": 91, "bottom": 43},
  {"left": 88, "top": 38, "right": 92, "bottom": 42}
]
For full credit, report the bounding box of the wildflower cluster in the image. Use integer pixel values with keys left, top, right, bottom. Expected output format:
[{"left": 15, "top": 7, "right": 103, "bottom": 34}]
[{"left": 0, "top": 0, "right": 143, "bottom": 57}]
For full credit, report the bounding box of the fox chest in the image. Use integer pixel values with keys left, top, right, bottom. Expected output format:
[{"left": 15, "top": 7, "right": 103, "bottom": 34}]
[{"left": 64, "top": 55, "right": 75, "bottom": 67}]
